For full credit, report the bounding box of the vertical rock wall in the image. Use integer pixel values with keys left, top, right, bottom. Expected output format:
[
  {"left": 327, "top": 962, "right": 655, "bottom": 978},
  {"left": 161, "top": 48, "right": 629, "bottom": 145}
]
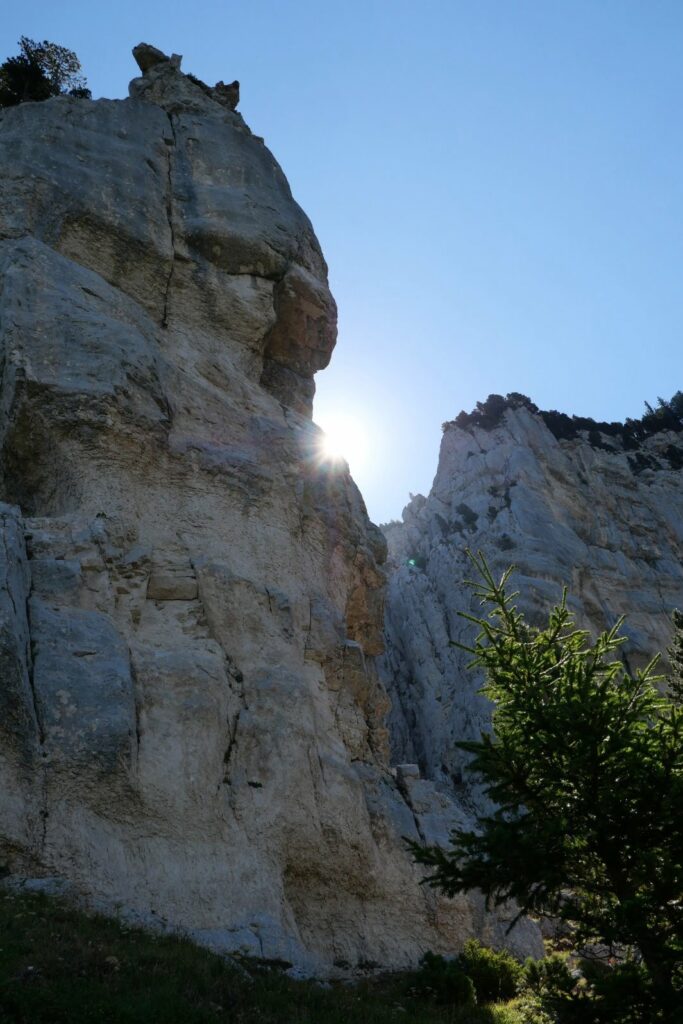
[
  {"left": 0, "top": 52, "right": 541, "bottom": 973},
  {"left": 382, "top": 397, "right": 683, "bottom": 807}
]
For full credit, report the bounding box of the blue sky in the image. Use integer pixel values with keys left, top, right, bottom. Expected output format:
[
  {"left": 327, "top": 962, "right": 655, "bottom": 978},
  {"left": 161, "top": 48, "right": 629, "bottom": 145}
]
[{"left": 3, "top": 2, "right": 682, "bottom": 523}]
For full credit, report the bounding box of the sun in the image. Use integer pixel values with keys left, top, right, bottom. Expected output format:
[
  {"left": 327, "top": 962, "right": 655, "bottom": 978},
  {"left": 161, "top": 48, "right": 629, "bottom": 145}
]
[
  {"left": 321, "top": 430, "right": 347, "bottom": 461},
  {"left": 317, "top": 414, "right": 369, "bottom": 470}
]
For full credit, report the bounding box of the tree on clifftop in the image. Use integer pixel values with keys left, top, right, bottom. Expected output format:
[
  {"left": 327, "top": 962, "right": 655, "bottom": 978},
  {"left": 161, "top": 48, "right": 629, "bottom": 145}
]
[
  {"left": 0, "top": 37, "right": 90, "bottom": 108},
  {"left": 410, "top": 554, "right": 683, "bottom": 1020}
]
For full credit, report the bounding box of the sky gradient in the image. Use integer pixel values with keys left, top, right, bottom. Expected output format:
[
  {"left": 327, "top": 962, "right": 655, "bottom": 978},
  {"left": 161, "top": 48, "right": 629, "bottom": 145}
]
[{"left": 3, "top": 2, "right": 682, "bottom": 523}]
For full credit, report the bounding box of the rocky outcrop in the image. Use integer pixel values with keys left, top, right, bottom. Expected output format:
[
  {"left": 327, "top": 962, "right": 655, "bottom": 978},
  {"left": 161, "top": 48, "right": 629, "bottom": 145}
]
[
  {"left": 0, "top": 50, "right": 541, "bottom": 973},
  {"left": 382, "top": 395, "right": 683, "bottom": 803}
]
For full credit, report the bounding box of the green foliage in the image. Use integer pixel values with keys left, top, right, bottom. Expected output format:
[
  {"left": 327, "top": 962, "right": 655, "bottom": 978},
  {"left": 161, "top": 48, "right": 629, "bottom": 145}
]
[
  {"left": 645, "top": 392, "right": 683, "bottom": 422},
  {"left": 523, "top": 953, "right": 575, "bottom": 1003},
  {"left": 410, "top": 951, "right": 477, "bottom": 1006},
  {"left": 409, "top": 944, "right": 524, "bottom": 1008},
  {"left": 579, "top": 959, "right": 658, "bottom": 1024},
  {"left": 444, "top": 999, "right": 552, "bottom": 1024},
  {"left": 496, "top": 995, "right": 555, "bottom": 1024},
  {"left": 410, "top": 553, "right": 683, "bottom": 1020},
  {"left": 0, "top": 889, "right": 544, "bottom": 1024},
  {"left": 446, "top": 390, "right": 683, "bottom": 457},
  {"left": 445, "top": 393, "right": 538, "bottom": 432},
  {"left": 668, "top": 608, "right": 683, "bottom": 705},
  {"left": 458, "top": 940, "right": 523, "bottom": 1002},
  {"left": 0, "top": 37, "right": 89, "bottom": 108}
]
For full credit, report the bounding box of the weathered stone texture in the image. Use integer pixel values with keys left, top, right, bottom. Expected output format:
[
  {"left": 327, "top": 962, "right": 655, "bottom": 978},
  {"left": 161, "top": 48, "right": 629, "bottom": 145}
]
[
  {"left": 382, "top": 404, "right": 683, "bottom": 805},
  {"left": 0, "top": 49, "right": 541, "bottom": 973}
]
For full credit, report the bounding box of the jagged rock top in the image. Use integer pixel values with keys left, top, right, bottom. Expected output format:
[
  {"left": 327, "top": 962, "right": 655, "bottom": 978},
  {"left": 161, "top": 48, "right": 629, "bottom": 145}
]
[
  {"left": 443, "top": 391, "right": 683, "bottom": 470},
  {"left": 382, "top": 392, "right": 683, "bottom": 798},
  {"left": 130, "top": 43, "right": 241, "bottom": 115},
  {"left": 0, "top": 42, "right": 336, "bottom": 417}
]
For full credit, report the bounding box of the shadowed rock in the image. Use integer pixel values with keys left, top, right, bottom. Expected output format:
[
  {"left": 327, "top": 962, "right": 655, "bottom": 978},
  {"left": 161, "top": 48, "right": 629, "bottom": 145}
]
[{"left": 0, "top": 46, "right": 543, "bottom": 973}]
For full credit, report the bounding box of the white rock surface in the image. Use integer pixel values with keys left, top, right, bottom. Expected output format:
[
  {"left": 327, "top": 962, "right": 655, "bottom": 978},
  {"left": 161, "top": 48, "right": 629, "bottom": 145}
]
[
  {"left": 0, "top": 51, "right": 541, "bottom": 973},
  {"left": 382, "top": 398, "right": 683, "bottom": 805}
]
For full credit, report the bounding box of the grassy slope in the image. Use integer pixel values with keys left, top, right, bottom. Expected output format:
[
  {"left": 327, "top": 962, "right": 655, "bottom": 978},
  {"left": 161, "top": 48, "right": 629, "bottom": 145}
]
[{"left": 0, "top": 890, "right": 539, "bottom": 1024}]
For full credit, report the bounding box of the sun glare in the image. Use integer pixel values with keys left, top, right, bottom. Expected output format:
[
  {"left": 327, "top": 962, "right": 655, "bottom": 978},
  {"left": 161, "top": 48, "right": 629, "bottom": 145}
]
[{"left": 318, "top": 414, "right": 369, "bottom": 470}]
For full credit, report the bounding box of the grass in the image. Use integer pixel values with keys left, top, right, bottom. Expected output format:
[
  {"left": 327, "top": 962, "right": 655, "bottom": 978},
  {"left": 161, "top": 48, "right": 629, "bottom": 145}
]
[{"left": 0, "top": 889, "right": 545, "bottom": 1023}]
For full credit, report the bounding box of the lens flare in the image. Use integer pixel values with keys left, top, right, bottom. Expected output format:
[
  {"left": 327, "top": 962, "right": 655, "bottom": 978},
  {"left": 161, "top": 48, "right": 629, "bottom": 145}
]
[{"left": 317, "top": 414, "right": 369, "bottom": 470}]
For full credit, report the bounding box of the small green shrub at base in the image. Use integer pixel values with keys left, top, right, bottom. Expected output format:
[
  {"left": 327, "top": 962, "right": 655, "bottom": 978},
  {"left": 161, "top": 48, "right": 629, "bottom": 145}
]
[
  {"left": 580, "top": 959, "right": 659, "bottom": 1024},
  {"left": 410, "top": 951, "right": 477, "bottom": 1006},
  {"left": 523, "top": 953, "right": 575, "bottom": 1001},
  {"left": 458, "top": 940, "right": 524, "bottom": 1003},
  {"left": 0, "top": 889, "right": 546, "bottom": 1024},
  {"left": 498, "top": 995, "right": 556, "bottom": 1024}
]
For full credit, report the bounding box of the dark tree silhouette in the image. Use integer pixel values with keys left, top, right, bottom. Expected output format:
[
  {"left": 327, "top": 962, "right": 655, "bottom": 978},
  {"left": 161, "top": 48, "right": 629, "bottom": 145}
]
[{"left": 0, "top": 37, "right": 90, "bottom": 108}]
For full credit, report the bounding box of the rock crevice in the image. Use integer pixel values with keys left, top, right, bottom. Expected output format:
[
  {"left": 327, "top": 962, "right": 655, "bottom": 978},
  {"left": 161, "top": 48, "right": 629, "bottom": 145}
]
[
  {"left": 161, "top": 110, "right": 178, "bottom": 329},
  {"left": 0, "top": 47, "right": 541, "bottom": 973}
]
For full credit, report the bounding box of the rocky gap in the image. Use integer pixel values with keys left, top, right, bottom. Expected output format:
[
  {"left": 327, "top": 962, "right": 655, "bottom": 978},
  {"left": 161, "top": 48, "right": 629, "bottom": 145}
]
[
  {"left": 18, "top": 533, "right": 45, "bottom": 747},
  {"left": 161, "top": 113, "right": 177, "bottom": 329},
  {"left": 129, "top": 653, "right": 142, "bottom": 761},
  {"left": 222, "top": 708, "right": 240, "bottom": 784}
]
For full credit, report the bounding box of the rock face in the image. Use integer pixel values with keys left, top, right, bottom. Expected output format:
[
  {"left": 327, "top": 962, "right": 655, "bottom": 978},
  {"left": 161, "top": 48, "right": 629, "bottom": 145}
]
[
  {"left": 0, "top": 51, "right": 541, "bottom": 973},
  {"left": 382, "top": 395, "right": 683, "bottom": 801}
]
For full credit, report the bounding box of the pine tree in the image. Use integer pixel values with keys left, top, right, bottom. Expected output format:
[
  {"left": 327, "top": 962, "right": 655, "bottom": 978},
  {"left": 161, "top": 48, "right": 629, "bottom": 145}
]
[
  {"left": 668, "top": 609, "right": 683, "bottom": 706},
  {"left": 410, "top": 554, "right": 683, "bottom": 1019}
]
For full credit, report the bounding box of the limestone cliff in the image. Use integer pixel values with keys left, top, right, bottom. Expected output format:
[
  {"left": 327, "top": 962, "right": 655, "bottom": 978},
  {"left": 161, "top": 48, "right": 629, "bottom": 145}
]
[
  {"left": 382, "top": 394, "right": 683, "bottom": 807},
  {"left": 0, "top": 50, "right": 540, "bottom": 974}
]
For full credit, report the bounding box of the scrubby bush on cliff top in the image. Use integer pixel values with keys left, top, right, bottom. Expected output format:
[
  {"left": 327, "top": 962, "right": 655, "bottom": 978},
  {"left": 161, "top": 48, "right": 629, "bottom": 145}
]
[
  {"left": 0, "top": 37, "right": 90, "bottom": 108},
  {"left": 411, "top": 553, "right": 683, "bottom": 1021},
  {"left": 445, "top": 390, "right": 683, "bottom": 452}
]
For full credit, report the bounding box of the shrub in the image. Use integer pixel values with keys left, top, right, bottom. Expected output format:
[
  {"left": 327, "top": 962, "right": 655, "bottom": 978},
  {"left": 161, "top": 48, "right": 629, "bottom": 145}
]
[
  {"left": 0, "top": 37, "right": 89, "bottom": 108},
  {"left": 491, "top": 996, "right": 556, "bottom": 1024},
  {"left": 410, "top": 951, "right": 477, "bottom": 1006},
  {"left": 458, "top": 940, "right": 524, "bottom": 1002},
  {"left": 523, "top": 954, "right": 575, "bottom": 1001},
  {"left": 579, "top": 959, "right": 658, "bottom": 1024}
]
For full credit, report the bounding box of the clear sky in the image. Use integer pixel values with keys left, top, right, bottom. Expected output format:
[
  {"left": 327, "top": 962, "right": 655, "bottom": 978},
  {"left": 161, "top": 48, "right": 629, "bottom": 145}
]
[{"left": 3, "top": 2, "right": 682, "bottom": 523}]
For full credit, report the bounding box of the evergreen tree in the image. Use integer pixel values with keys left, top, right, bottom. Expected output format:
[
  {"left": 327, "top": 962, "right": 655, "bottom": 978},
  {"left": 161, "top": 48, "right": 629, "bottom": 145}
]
[
  {"left": 410, "top": 554, "right": 683, "bottom": 1019},
  {"left": 668, "top": 609, "right": 683, "bottom": 706}
]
